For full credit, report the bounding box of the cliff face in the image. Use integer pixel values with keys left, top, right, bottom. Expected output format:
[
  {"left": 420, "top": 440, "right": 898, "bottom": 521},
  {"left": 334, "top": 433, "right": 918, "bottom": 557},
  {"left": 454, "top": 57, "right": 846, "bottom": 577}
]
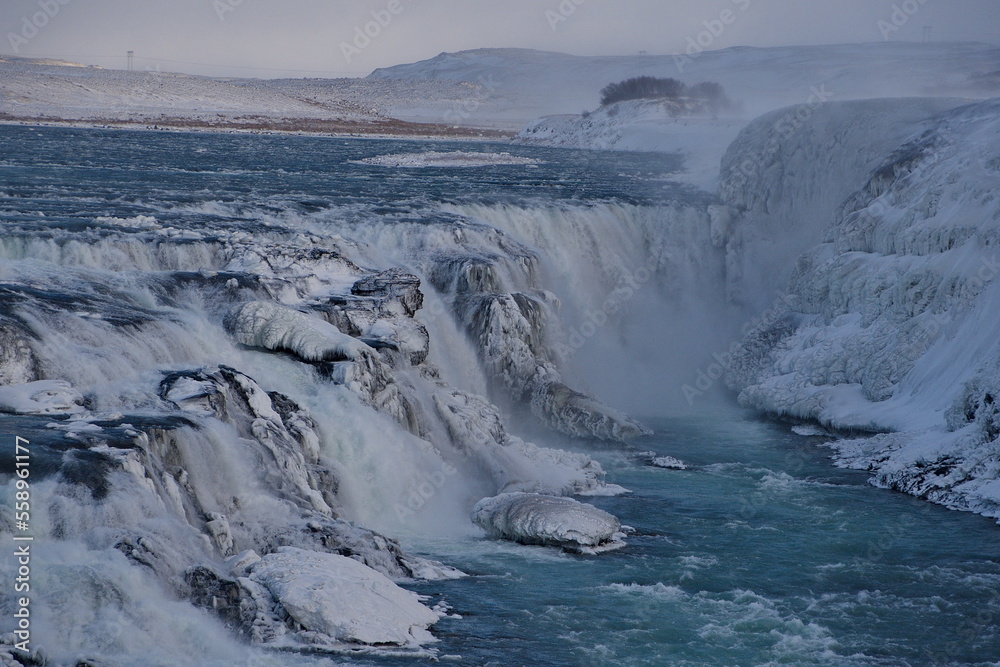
[{"left": 722, "top": 98, "right": 1000, "bottom": 520}]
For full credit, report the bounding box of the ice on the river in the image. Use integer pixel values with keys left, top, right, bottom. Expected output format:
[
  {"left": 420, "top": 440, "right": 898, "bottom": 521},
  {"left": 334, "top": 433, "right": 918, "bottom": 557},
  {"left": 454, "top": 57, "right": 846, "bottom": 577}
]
[
  {"left": 355, "top": 151, "right": 542, "bottom": 168},
  {"left": 472, "top": 492, "right": 626, "bottom": 553},
  {"left": 248, "top": 547, "right": 442, "bottom": 648},
  {"left": 650, "top": 455, "right": 688, "bottom": 470}
]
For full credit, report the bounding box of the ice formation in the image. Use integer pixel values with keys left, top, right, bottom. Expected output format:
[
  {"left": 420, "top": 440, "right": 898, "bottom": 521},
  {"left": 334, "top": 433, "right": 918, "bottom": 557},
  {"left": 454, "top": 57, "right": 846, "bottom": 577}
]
[
  {"left": 723, "top": 98, "right": 1000, "bottom": 520},
  {"left": 246, "top": 547, "right": 442, "bottom": 648},
  {"left": 471, "top": 492, "right": 627, "bottom": 553}
]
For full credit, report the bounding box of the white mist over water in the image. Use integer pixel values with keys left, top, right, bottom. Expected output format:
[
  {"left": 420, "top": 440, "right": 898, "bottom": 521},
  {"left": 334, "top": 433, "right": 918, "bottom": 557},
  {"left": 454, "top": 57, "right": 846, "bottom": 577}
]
[{"left": 438, "top": 202, "right": 741, "bottom": 415}]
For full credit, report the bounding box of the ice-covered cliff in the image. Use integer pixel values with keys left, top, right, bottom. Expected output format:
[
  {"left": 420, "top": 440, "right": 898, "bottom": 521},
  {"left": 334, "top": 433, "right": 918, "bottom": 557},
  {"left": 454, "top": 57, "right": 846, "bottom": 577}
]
[{"left": 722, "top": 97, "right": 1000, "bottom": 521}]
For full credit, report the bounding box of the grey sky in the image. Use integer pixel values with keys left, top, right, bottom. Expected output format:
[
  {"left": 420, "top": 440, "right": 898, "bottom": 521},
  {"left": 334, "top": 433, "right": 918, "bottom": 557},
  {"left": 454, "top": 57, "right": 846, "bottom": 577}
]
[{"left": 3, "top": 0, "right": 1000, "bottom": 78}]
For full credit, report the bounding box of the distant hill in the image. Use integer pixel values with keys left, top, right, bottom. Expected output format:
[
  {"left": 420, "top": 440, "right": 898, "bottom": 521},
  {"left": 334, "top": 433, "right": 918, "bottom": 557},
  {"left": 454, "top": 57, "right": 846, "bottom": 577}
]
[{"left": 370, "top": 43, "right": 1000, "bottom": 120}]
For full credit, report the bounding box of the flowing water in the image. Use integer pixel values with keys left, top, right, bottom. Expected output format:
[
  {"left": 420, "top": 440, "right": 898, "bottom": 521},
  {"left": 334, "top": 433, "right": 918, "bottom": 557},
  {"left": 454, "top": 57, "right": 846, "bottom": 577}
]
[
  {"left": 391, "top": 410, "right": 1000, "bottom": 666},
  {"left": 0, "top": 126, "right": 998, "bottom": 666}
]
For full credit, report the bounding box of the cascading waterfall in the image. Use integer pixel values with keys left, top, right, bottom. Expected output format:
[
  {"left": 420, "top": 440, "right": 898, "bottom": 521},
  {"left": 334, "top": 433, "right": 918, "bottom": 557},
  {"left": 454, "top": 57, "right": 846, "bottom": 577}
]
[
  {"left": 436, "top": 201, "right": 741, "bottom": 414},
  {"left": 0, "top": 127, "right": 741, "bottom": 664}
]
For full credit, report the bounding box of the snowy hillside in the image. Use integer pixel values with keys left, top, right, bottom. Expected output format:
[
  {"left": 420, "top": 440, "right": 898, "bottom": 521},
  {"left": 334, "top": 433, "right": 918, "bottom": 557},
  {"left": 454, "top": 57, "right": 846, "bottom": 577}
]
[
  {"left": 0, "top": 56, "right": 505, "bottom": 137},
  {"left": 373, "top": 43, "right": 1000, "bottom": 122},
  {"left": 722, "top": 97, "right": 1000, "bottom": 521},
  {"left": 0, "top": 57, "right": 364, "bottom": 121},
  {"left": 5, "top": 43, "right": 999, "bottom": 138}
]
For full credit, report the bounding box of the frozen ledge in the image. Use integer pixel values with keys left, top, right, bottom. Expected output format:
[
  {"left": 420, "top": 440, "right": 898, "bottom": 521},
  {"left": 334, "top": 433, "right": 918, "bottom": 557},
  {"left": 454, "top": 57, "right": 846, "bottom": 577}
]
[{"left": 247, "top": 547, "right": 443, "bottom": 650}]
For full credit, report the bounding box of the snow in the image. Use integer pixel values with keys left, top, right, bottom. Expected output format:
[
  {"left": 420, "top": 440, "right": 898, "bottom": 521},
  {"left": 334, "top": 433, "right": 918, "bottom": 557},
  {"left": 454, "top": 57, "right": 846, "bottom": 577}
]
[
  {"left": 95, "top": 215, "right": 162, "bottom": 230},
  {"left": 4, "top": 40, "right": 1000, "bottom": 658},
  {"left": 4, "top": 43, "right": 998, "bottom": 139},
  {"left": 718, "top": 97, "right": 968, "bottom": 309},
  {"left": 354, "top": 151, "right": 541, "bottom": 168},
  {"left": 248, "top": 547, "right": 441, "bottom": 648},
  {"left": 0, "top": 380, "right": 85, "bottom": 415},
  {"left": 373, "top": 43, "right": 1000, "bottom": 123},
  {"left": 650, "top": 456, "right": 688, "bottom": 470},
  {"left": 227, "top": 301, "right": 371, "bottom": 363},
  {"left": 431, "top": 388, "right": 611, "bottom": 497},
  {"left": 505, "top": 43, "right": 1000, "bottom": 189},
  {"left": 0, "top": 57, "right": 379, "bottom": 125},
  {"left": 471, "top": 492, "right": 627, "bottom": 553}
]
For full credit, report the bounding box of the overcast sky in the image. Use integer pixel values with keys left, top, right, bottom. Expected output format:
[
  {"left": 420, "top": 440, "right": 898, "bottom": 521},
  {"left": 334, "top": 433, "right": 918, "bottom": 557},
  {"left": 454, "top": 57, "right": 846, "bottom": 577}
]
[{"left": 3, "top": 0, "right": 1000, "bottom": 78}]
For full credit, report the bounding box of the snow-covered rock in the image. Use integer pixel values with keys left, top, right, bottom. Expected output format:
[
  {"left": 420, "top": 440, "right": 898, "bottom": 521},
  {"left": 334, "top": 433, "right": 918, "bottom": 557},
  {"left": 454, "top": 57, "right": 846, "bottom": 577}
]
[
  {"left": 453, "top": 275, "right": 652, "bottom": 442},
  {"left": 471, "top": 492, "right": 626, "bottom": 553},
  {"left": 646, "top": 454, "right": 688, "bottom": 470},
  {"left": 432, "top": 389, "right": 609, "bottom": 496},
  {"left": 531, "top": 382, "right": 652, "bottom": 442},
  {"left": 227, "top": 300, "right": 371, "bottom": 363},
  {"left": 247, "top": 547, "right": 442, "bottom": 648},
  {"left": 0, "top": 318, "right": 36, "bottom": 386},
  {"left": 0, "top": 380, "right": 85, "bottom": 415}
]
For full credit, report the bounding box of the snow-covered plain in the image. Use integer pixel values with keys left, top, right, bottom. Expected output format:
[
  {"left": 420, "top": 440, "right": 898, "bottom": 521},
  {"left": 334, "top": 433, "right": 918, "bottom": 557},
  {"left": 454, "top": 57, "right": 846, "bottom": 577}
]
[
  {"left": 377, "top": 43, "right": 1000, "bottom": 164},
  {"left": 372, "top": 43, "right": 1000, "bottom": 119},
  {"left": 0, "top": 56, "right": 505, "bottom": 138}
]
